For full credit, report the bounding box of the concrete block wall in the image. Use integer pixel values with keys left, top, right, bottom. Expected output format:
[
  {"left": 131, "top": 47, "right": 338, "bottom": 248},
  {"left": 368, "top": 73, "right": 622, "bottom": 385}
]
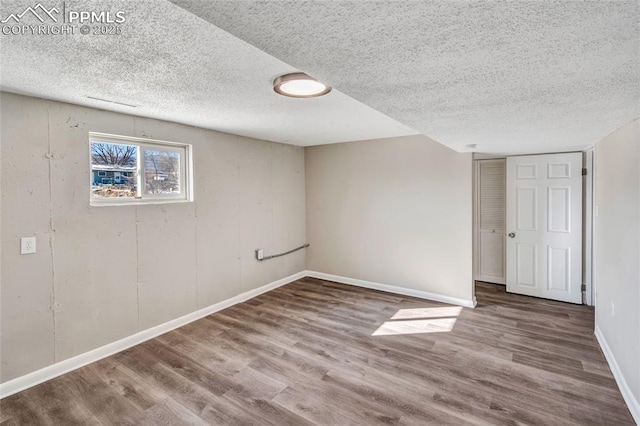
[{"left": 0, "top": 92, "right": 306, "bottom": 382}]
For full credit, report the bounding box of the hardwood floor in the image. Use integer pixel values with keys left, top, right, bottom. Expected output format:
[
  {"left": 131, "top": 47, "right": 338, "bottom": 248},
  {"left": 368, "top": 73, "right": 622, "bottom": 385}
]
[{"left": 1, "top": 279, "right": 634, "bottom": 425}]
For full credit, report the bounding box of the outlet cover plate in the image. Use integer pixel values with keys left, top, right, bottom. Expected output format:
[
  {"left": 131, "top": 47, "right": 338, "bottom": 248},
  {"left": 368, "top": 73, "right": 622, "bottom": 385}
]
[{"left": 20, "top": 237, "right": 36, "bottom": 254}]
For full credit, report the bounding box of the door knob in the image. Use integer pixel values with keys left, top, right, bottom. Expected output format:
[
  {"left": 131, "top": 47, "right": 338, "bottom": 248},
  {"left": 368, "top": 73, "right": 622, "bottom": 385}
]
[{"left": 508, "top": 232, "right": 516, "bottom": 238}]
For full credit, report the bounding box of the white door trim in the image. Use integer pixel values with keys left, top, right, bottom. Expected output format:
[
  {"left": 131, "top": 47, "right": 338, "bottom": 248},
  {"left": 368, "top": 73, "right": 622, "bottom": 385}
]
[{"left": 583, "top": 149, "right": 594, "bottom": 305}]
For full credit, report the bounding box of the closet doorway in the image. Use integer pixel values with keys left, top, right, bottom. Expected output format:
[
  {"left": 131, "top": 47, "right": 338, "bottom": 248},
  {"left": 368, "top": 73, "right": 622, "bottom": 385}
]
[{"left": 474, "top": 159, "right": 506, "bottom": 285}]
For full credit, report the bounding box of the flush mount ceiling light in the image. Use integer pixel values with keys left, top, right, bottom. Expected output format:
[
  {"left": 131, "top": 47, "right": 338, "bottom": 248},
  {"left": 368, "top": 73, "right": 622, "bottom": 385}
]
[{"left": 273, "top": 72, "right": 331, "bottom": 98}]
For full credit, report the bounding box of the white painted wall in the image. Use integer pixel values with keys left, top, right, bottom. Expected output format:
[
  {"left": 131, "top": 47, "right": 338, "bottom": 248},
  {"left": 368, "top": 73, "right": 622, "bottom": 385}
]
[
  {"left": 0, "top": 93, "right": 306, "bottom": 383},
  {"left": 305, "top": 135, "right": 473, "bottom": 303},
  {"left": 594, "top": 118, "right": 640, "bottom": 418}
]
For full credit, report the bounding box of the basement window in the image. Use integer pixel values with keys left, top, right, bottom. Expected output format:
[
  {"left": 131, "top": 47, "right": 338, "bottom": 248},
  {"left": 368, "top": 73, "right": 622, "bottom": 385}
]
[{"left": 89, "top": 132, "right": 193, "bottom": 206}]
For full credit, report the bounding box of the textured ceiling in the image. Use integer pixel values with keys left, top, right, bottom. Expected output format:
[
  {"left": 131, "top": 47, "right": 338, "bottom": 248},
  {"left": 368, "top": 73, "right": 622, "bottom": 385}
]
[
  {"left": 172, "top": 0, "right": 640, "bottom": 154},
  {"left": 1, "top": 1, "right": 638, "bottom": 152},
  {"left": 0, "top": 0, "right": 416, "bottom": 146}
]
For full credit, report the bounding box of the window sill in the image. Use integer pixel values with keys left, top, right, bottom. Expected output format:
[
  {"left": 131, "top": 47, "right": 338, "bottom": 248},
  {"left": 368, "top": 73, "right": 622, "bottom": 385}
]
[{"left": 90, "top": 198, "right": 193, "bottom": 207}]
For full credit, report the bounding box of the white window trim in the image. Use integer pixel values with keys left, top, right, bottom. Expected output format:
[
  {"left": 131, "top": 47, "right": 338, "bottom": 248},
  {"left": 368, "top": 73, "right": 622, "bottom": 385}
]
[{"left": 89, "top": 132, "right": 194, "bottom": 206}]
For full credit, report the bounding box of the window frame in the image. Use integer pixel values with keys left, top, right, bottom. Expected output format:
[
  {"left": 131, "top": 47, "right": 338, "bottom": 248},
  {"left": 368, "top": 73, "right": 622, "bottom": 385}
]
[{"left": 89, "top": 132, "right": 194, "bottom": 206}]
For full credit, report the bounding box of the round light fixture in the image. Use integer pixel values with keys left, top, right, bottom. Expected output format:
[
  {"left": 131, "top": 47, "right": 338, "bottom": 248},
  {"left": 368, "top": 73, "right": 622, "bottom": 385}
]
[{"left": 273, "top": 72, "right": 331, "bottom": 98}]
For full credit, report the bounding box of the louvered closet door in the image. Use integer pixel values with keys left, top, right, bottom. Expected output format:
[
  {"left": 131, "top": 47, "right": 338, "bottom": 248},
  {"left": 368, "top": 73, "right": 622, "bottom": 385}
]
[{"left": 476, "top": 159, "right": 506, "bottom": 284}]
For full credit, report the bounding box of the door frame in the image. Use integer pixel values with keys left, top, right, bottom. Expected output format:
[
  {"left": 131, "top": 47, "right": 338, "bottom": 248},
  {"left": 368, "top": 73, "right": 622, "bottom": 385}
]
[{"left": 584, "top": 148, "right": 594, "bottom": 306}]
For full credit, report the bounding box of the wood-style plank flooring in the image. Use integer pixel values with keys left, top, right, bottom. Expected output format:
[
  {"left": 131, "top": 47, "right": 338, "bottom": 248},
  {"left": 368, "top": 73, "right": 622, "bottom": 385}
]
[{"left": 1, "top": 279, "right": 635, "bottom": 425}]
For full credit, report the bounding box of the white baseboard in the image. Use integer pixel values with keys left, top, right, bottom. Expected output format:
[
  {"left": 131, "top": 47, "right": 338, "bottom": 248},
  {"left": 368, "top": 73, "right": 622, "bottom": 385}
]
[
  {"left": 305, "top": 270, "right": 476, "bottom": 308},
  {"left": 595, "top": 326, "right": 640, "bottom": 424},
  {"left": 0, "top": 270, "right": 307, "bottom": 399},
  {"left": 1, "top": 270, "right": 475, "bottom": 399}
]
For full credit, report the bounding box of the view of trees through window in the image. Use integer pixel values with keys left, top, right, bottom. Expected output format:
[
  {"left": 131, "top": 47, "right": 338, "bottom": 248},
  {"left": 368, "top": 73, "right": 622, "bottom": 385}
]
[
  {"left": 90, "top": 139, "right": 184, "bottom": 200},
  {"left": 144, "top": 150, "right": 181, "bottom": 195},
  {"left": 91, "top": 142, "right": 137, "bottom": 167},
  {"left": 91, "top": 142, "right": 138, "bottom": 198}
]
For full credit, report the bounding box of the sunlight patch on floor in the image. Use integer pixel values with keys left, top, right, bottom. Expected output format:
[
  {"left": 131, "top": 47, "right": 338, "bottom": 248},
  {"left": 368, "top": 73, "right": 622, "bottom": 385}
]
[
  {"left": 372, "top": 306, "right": 462, "bottom": 336},
  {"left": 372, "top": 318, "right": 457, "bottom": 336},
  {"left": 390, "top": 306, "right": 463, "bottom": 320}
]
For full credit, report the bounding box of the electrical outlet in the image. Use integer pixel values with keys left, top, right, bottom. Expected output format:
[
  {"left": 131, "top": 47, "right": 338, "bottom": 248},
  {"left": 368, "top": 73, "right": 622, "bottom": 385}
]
[
  {"left": 255, "top": 249, "right": 264, "bottom": 260},
  {"left": 20, "top": 237, "right": 36, "bottom": 255}
]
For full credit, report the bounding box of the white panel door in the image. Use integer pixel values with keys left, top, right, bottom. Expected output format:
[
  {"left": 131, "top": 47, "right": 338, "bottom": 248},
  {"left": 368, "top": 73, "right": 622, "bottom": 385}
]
[{"left": 506, "top": 153, "right": 582, "bottom": 303}]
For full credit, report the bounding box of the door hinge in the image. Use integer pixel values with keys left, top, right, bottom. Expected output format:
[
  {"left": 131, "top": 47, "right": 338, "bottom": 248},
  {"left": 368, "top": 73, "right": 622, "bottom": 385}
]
[
  {"left": 582, "top": 168, "right": 587, "bottom": 176},
  {"left": 581, "top": 284, "right": 586, "bottom": 291}
]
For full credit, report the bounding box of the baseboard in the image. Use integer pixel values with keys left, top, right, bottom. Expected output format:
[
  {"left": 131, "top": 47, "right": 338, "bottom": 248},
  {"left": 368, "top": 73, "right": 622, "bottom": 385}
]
[
  {"left": 0, "top": 270, "right": 307, "bottom": 399},
  {"left": 594, "top": 326, "right": 640, "bottom": 424},
  {"left": 305, "top": 271, "right": 475, "bottom": 308}
]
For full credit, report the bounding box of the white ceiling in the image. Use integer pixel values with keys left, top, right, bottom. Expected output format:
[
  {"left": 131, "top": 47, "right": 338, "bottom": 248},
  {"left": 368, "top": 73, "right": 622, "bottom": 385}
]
[
  {"left": 171, "top": 0, "right": 640, "bottom": 154},
  {"left": 1, "top": 1, "right": 638, "bottom": 153},
  {"left": 0, "top": 0, "right": 416, "bottom": 146}
]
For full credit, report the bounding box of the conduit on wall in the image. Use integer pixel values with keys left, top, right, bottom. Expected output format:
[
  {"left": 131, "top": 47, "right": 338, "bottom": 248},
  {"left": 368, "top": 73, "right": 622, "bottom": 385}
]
[{"left": 255, "top": 244, "right": 309, "bottom": 261}]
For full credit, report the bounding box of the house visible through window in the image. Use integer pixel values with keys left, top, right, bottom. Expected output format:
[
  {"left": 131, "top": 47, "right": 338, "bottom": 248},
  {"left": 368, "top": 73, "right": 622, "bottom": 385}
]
[{"left": 90, "top": 132, "right": 192, "bottom": 205}]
